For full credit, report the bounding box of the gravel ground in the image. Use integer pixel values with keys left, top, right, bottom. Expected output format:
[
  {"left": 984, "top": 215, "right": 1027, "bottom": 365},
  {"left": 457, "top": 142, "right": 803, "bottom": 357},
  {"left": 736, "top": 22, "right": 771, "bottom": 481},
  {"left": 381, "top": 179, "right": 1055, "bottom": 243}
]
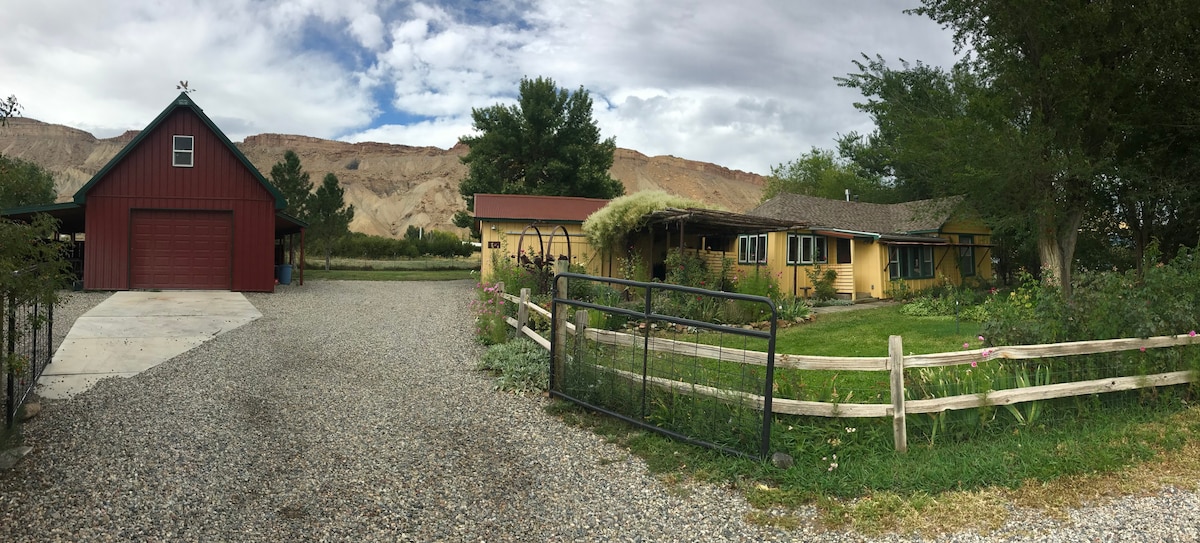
[{"left": 2, "top": 281, "right": 1198, "bottom": 542}]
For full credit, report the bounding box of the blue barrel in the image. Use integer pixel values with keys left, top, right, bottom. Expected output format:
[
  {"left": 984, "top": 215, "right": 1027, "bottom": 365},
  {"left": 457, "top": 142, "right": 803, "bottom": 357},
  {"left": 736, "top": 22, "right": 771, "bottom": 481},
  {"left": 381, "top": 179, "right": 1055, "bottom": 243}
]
[{"left": 278, "top": 264, "right": 293, "bottom": 285}]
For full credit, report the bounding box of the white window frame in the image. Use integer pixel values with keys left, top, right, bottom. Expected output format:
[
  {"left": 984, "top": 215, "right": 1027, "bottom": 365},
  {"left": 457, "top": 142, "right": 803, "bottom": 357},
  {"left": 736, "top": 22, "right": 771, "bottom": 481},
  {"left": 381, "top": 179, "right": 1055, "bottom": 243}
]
[
  {"left": 172, "top": 135, "right": 194, "bottom": 168},
  {"left": 890, "top": 245, "right": 935, "bottom": 279},
  {"left": 786, "top": 234, "right": 828, "bottom": 265},
  {"left": 738, "top": 234, "right": 767, "bottom": 264}
]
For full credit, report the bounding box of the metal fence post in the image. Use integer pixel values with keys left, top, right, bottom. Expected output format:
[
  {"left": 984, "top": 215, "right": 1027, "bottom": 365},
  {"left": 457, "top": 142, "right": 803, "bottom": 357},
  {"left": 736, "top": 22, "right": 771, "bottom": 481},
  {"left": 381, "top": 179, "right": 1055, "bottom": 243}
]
[
  {"left": 6, "top": 293, "right": 15, "bottom": 427},
  {"left": 889, "top": 335, "right": 908, "bottom": 453}
]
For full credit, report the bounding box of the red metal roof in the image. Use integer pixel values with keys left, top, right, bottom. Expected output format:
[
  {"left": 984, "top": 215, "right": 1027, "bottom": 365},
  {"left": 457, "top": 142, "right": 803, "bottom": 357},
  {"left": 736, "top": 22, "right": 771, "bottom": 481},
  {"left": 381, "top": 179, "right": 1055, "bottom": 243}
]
[{"left": 473, "top": 194, "right": 609, "bottom": 222}]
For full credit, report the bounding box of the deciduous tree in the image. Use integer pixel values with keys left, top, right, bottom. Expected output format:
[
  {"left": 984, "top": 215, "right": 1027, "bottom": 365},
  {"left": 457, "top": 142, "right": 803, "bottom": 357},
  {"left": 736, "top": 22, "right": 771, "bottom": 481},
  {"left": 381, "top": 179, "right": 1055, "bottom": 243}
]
[
  {"left": 0, "top": 154, "right": 57, "bottom": 209},
  {"left": 457, "top": 76, "right": 623, "bottom": 232},
  {"left": 763, "top": 147, "right": 896, "bottom": 203},
  {"left": 842, "top": 0, "right": 1200, "bottom": 292}
]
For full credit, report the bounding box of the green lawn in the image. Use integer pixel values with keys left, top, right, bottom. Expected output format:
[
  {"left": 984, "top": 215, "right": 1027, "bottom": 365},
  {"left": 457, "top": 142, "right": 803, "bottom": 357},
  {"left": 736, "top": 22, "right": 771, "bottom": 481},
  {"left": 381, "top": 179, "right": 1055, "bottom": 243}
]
[
  {"left": 302, "top": 269, "right": 475, "bottom": 281},
  {"left": 680, "top": 306, "right": 984, "bottom": 403},
  {"left": 780, "top": 305, "right": 982, "bottom": 357},
  {"left": 303, "top": 256, "right": 481, "bottom": 271},
  {"left": 499, "top": 293, "right": 1200, "bottom": 534}
]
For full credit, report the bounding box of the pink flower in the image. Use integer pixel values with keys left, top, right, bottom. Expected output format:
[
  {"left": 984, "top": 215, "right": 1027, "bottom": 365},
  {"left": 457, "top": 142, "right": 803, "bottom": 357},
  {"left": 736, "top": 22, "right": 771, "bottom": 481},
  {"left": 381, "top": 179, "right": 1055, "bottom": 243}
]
[
  {"left": 963, "top": 342, "right": 970, "bottom": 349},
  {"left": 977, "top": 335, "right": 985, "bottom": 342},
  {"left": 970, "top": 360, "right": 978, "bottom": 368},
  {"left": 1190, "top": 330, "right": 1197, "bottom": 337},
  {"left": 1139, "top": 347, "right": 1147, "bottom": 353}
]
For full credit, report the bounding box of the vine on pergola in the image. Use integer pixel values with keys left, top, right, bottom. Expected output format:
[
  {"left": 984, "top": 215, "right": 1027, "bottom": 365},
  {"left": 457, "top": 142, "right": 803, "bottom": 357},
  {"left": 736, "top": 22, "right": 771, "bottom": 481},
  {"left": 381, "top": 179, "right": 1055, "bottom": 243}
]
[{"left": 582, "top": 191, "right": 721, "bottom": 254}]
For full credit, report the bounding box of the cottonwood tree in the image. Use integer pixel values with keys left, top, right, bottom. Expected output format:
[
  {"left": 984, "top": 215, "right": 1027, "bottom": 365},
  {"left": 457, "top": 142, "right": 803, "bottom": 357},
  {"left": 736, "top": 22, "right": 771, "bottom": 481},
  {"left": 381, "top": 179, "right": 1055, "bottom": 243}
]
[
  {"left": 269, "top": 150, "right": 312, "bottom": 220},
  {"left": 762, "top": 147, "right": 897, "bottom": 203},
  {"left": 455, "top": 76, "right": 624, "bottom": 232},
  {"left": 308, "top": 173, "right": 354, "bottom": 270},
  {"left": 841, "top": 0, "right": 1200, "bottom": 293}
]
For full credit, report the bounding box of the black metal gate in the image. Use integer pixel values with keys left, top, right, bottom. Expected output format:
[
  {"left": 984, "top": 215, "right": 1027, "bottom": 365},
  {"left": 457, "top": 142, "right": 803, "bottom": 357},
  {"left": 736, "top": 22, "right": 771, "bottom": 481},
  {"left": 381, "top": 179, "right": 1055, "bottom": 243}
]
[
  {"left": 4, "top": 277, "right": 55, "bottom": 427},
  {"left": 549, "top": 272, "right": 778, "bottom": 458}
]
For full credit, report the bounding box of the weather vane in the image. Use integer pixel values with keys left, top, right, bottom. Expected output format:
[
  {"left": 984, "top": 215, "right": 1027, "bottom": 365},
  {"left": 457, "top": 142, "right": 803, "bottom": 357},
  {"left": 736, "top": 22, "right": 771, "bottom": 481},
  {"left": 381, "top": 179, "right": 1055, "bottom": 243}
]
[{"left": 176, "top": 81, "right": 196, "bottom": 94}]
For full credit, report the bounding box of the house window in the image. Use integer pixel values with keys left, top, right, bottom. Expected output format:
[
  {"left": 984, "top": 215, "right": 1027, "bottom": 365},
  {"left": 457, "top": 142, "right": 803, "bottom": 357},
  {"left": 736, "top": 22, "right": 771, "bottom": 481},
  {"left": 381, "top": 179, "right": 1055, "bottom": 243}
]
[
  {"left": 738, "top": 234, "right": 767, "bottom": 264},
  {"left": 173, "top": 135, "right": 194, "bottom": 167},
  {"left": 889, "top": 246, "right": 934, "bottom": 279},
  {"left": 836, "top": 238, "right": 852, "bottom": 264},
  {"left": 959, "top": 235, "right": 976, "bottom": 277},
  {"left": 786, "top": 234, "right": 827, "bottom": 265}
]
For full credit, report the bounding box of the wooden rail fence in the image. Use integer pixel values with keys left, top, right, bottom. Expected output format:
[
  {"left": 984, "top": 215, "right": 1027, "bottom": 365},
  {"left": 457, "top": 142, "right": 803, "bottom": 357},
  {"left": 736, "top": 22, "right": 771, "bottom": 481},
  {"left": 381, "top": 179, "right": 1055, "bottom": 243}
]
[{"left": 491, "top": 283, "right": 1200, "bottom": 452}]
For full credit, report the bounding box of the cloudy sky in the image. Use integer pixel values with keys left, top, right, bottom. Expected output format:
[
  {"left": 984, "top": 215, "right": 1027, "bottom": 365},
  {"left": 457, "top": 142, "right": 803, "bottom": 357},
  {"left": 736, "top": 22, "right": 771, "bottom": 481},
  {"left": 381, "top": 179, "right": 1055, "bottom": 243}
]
[{"left": 1, "top": 0, "right": 959, "bottom": 175}]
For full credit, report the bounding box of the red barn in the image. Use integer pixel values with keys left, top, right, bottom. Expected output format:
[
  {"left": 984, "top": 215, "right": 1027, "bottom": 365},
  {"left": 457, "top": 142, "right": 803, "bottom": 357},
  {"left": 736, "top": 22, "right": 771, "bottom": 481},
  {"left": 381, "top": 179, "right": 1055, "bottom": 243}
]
[{"left": 2, "top": 93, "right": 305, "bottom": 292}]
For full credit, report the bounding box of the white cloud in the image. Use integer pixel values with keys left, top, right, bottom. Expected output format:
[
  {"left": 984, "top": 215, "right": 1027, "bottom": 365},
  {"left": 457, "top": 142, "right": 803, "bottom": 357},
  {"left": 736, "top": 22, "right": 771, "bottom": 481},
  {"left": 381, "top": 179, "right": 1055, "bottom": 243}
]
[
  {"left": 1, "top": 0, "right": 960, "bottom": 173},
  {"left": 1, "top": 0, "right": 375, "bottom": 139},
  {"left": 342, "top": 117, "right": 473, "bottom": 150}
]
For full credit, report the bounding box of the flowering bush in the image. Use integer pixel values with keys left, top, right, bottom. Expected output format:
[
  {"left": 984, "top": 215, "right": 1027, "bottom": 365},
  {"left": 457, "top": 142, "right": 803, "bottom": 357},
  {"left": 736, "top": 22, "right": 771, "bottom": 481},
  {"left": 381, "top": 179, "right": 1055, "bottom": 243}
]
[{"left": 472, "top": 282, "right": 509, "bottom": 345}]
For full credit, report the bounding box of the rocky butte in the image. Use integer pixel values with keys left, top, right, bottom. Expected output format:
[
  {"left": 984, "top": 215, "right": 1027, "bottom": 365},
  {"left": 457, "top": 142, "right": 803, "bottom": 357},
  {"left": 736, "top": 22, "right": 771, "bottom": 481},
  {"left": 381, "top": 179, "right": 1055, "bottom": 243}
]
[{"left": 0, "top": 117, "right": 766, "bottom": 238}]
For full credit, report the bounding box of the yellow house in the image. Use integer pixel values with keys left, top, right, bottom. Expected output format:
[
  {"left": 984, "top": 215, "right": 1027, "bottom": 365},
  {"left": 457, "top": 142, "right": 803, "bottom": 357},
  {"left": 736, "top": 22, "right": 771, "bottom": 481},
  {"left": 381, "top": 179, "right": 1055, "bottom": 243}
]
[
  {"left": 474, "top": 193, "right": 610, "bottom": 280},
  {"left": 744, "top": 194, "right": 994, "bottom": 300}
]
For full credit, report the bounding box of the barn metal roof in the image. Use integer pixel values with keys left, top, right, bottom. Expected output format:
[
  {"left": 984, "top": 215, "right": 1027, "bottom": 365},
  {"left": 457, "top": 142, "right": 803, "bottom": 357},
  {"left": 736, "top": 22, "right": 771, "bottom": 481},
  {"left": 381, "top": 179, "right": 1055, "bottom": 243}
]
[{"left": 472, "top": 193, "right": 610, "bottom": 223}]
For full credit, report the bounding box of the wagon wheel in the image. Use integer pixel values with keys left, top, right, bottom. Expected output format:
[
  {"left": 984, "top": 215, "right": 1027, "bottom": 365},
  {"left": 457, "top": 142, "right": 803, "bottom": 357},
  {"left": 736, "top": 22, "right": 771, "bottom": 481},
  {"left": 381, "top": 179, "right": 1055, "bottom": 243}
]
[{"left": 515, "top": 224, "right": 545, "bottom": 269}]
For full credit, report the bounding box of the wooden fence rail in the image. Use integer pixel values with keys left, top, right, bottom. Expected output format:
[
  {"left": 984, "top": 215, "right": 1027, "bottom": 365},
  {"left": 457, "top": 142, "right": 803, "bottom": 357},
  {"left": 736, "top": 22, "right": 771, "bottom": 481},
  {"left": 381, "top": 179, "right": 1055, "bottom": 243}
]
[{"left": 491, "top": 283, "right": 1200, "bottom": 452}]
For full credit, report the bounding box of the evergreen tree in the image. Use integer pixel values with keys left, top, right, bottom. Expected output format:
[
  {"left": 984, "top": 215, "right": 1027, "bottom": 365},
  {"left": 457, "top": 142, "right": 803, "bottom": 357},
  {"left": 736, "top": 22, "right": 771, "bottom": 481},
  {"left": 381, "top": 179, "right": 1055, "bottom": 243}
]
[
  {"left": 308, "top": 173, "right": 354, "bottom": 270},
  {"left": 269, "top": 150, "right": 312, "bottom": 220}
]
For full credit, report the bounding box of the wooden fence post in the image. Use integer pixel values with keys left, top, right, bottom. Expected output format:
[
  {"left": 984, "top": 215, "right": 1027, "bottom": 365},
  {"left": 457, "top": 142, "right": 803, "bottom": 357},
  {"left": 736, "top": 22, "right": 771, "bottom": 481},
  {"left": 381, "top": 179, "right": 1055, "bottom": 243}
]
[
  {"left": 551, "top": 260, "right": 570, "bottom": 391},
  {"left": 574, "top": 309, "right": 589, "bottom": 361},
  {"left": 517, "top": 288, "right": 531, "bottom": 332},
  {"left": 889, "top": 335, "right": 908, "bottom": 453},
  {"left": 495, "top": 282, "right": 505, "bottom": 295}
]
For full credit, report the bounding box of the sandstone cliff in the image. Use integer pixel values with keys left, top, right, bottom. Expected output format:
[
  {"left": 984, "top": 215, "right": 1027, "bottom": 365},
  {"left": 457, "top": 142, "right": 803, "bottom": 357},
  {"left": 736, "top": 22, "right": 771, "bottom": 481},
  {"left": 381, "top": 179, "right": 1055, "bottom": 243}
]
[{"left": 0, "top": 117, "right": 766, "bottom": 238}]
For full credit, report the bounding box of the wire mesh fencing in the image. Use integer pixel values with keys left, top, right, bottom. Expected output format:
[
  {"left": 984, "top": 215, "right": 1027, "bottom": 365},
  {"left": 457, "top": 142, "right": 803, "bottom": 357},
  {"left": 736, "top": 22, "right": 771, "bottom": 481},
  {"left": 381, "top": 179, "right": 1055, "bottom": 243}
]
[
  {"left": 549, "top": 271, "right": 778, "bottom": 459},
  {"left": 4, "top": 269, "right": 55, "bottom": 427}
]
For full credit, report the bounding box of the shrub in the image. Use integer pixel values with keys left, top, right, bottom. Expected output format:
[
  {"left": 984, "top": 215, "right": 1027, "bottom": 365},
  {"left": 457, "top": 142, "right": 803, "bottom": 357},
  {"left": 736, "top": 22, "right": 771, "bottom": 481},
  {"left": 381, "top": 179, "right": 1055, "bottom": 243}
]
[
  {"left": 727, "top": 267, "right": 782, "bottom": 322},
  {"left": 472, "top": 282, "right": 509, "bottom": 345},
  {"left": 477, "top": 339, "right": 549, "bottom": 394},
  {"left": 807, "top": 266, "right": 838, "bottom": 300}
]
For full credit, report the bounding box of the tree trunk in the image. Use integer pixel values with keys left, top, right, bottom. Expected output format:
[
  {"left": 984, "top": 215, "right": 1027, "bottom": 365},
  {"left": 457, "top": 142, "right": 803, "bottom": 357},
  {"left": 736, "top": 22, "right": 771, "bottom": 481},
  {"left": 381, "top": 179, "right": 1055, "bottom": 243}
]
[
  {"left": 324, "top": 246, "right": 331, "bottom": 271},
  {"left": 1037, "top": 207, "right": 1085, "bottom": 297}
]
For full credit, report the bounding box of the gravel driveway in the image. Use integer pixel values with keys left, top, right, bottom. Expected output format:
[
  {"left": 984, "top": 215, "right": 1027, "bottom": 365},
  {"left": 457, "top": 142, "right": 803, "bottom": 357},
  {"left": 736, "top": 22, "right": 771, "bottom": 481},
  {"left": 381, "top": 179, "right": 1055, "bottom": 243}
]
[
  {"left": 1, "top": 282, "right": 796, "bottom": 542},
  {"left": 3, "top": 281, "right": 1198, "bottom": 542}
]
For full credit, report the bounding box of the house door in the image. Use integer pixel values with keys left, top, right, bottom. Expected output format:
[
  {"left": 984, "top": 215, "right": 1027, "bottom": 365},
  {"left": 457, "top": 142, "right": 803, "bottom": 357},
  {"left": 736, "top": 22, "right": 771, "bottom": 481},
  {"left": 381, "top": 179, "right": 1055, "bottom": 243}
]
[{"left": 129, "top": 209, "right": 233, "bottom": 290}]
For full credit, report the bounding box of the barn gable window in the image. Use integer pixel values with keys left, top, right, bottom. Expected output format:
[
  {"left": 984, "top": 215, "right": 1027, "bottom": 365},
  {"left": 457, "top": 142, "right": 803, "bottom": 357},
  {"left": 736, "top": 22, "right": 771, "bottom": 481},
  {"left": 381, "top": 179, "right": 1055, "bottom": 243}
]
[{"left": 172, "top": 135, "right": 194, "bottom": 167}]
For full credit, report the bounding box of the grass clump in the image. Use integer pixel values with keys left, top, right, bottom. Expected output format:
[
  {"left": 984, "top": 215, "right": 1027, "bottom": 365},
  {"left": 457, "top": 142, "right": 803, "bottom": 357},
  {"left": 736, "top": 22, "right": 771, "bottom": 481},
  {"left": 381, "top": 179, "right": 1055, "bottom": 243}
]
[{"left": 477, "top": 339, "right": 549, "bottom": 394}]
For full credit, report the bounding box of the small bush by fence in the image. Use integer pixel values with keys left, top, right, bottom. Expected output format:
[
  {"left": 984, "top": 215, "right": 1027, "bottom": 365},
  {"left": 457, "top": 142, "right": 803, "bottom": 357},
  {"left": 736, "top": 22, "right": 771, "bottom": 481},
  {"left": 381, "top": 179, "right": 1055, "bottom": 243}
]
[{"left": 492, "top": 267, "right": 1200, "bottom": 458}]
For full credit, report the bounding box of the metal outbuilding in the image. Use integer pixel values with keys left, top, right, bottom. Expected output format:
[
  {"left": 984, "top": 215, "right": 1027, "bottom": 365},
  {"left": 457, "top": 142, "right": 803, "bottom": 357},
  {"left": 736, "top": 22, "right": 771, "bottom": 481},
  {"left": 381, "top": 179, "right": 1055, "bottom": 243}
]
[{"left": 2, "top": 93, "right": 305, "bottom": 291}]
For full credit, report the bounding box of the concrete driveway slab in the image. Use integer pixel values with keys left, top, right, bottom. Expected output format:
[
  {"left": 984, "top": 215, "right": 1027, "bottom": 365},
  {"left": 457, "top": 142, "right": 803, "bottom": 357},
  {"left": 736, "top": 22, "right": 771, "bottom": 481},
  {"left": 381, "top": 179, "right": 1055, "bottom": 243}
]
[{"left": 38, "top": 291, "right": 261, "bottom": 399}]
